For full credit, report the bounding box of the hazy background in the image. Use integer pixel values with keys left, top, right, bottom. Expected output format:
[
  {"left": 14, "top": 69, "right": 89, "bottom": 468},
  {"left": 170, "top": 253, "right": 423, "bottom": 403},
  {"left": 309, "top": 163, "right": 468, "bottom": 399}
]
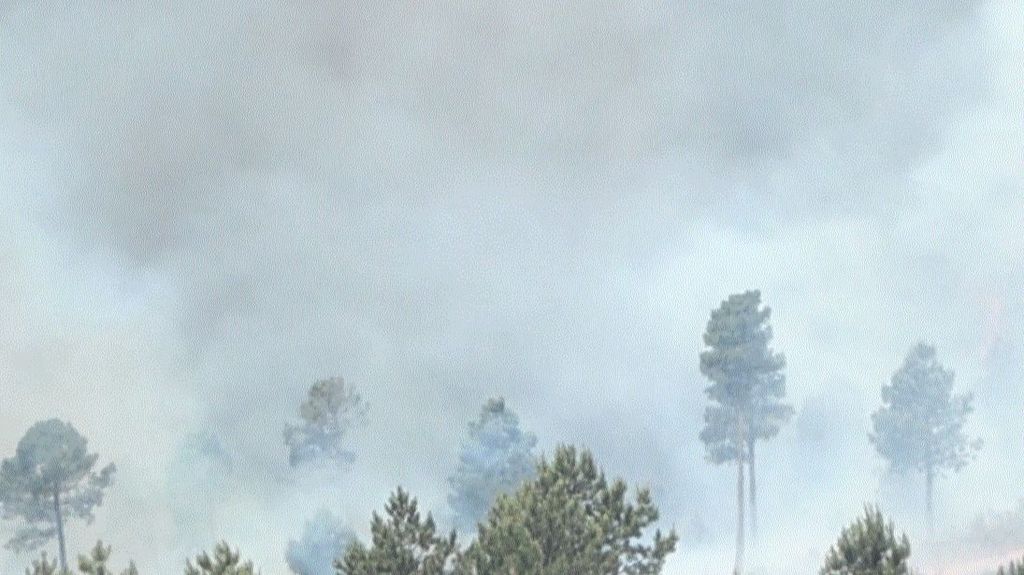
[{"left": 1, "top": 1, "right": 1022, "bottom": 573}]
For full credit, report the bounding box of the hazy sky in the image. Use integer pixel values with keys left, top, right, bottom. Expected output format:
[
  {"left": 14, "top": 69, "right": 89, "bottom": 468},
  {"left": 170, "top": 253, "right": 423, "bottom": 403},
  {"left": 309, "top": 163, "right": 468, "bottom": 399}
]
[{"left": 1, "top": 2, "right": 1022, "bottom": 573}]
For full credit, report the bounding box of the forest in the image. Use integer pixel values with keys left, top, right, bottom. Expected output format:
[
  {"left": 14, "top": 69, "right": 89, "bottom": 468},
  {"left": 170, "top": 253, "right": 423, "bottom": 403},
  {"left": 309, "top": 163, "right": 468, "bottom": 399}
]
[
  {"left": 2, "top": 1, "right": 1022, "bottom": 574},
  {"left": 2, "top": 291, "right": 1017, "bottom": 574}
]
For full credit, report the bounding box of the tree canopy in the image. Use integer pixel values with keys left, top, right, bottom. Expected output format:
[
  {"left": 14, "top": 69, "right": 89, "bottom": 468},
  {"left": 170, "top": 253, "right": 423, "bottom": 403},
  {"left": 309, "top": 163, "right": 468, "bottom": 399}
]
[
  {"left": 870, "top": 342, "right": 980, "bottom": 476},
  {"left": 24, "top": 552, "right": 64, "bottom": 575},
  {"left": 78, "top": 540, "right": 138, "bottom": 575},
  {"left": 821, "top": 506, "right": 911, "bottom": 575},
  {"left": 284, "top": 377, "right": 368, "bottom": 467},
  {"left": 870, "top": 342, "right": 981, "bottom": 534},
  {"left": 336, "top": 488, "right": 456, "bottom": 575},
  {"left": 698, "top": 290, "right": 787, "bottom": 465},
  {"left": 447, "top": 398, "right": 537, "bottom": 533},
  {"left": 457, "top": 445, "right": 678, "bottom": 575},
  {"left": 185, "top": 542, "right": 257, "bottom": 575},
  {"left": 0, "top": 419, "right": 116, "bottom": 571}
]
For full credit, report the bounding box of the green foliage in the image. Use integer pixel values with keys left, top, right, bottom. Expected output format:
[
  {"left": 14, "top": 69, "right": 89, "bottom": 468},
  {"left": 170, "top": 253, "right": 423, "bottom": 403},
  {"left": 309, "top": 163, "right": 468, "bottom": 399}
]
[
  {"left": 78, "top": 540, "right": 114, "bottom": 575},
  {"left": 448, "top": 398, "right": 538, "bottom": 533},
  {"left": 24, "top": 552, "right": 67, "bottom": 575},
  {"left": 698, "top": 291, "right": 787, "bottom": 571},
  {"left": 698, "top": 290, "right": 788, "bottom": 465},
  {"left": 185, "top": 542, "right": 256, "bottom": 575},
  {"left": 0, "top": 419, "right": 116, "bottom": 570},
  {"left": 337, "top": 488, "right": 457, "bottom": 575},
  {"left": 284, "top": 377, "right": 368, "bottom": 467},
  {"left": 77, "top": 540, "right": 138, "bottom": 575},
  {"left": 870, "top": 342, "right": 981, "bottom": 476},
  {"left": 821, "top": 506, "right": 911, "bottom": 575},
  {"left": 457, "top": 445, "right": 678, "bottom": 575},
  {"left": 998, "top": 559, "right": 1024, "bottom": 575}
]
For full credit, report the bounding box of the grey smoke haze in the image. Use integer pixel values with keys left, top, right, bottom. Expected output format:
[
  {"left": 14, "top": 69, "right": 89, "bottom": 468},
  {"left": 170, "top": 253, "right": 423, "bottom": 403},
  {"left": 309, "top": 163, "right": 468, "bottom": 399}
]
[{"left": 1, "top": 1, "right": 1022, "bottom": 573}]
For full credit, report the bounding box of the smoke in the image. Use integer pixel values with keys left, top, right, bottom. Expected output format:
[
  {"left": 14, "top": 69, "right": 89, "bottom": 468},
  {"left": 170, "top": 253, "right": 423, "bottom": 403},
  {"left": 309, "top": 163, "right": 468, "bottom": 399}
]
[
  {"left": 285, "top": 509, "right": 355, "bottom": 575},
  {"left": 1, "top": 0, "right": 1022, "bottom": 573}
]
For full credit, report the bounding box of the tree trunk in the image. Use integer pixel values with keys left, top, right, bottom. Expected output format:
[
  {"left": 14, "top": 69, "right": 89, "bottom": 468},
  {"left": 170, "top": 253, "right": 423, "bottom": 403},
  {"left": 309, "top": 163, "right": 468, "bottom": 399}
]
[
  {"left": 749, "top": 439, "right": 757, "bottom": 543},
  {"left": 925, "top": 466, "right": 934, "bottom": 541},
  {"left": 735, "top": 421, "right": 745, "bottom": 575},
  {"left": 53, "top": 490, "right": 67, "bottom": 573}
]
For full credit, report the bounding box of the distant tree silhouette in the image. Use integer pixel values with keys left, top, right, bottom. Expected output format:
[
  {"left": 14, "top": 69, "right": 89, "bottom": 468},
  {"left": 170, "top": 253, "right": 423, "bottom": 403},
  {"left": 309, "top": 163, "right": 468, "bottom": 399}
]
[{"left": 871, "top": 343, "right": 981, "bottom": 537}]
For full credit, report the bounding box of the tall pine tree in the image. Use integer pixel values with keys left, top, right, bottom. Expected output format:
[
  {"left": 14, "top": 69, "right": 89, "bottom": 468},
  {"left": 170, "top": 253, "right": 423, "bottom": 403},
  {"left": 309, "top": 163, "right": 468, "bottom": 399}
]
[
  {"left": 870, "top": 342, "right": 981, "bottom": 538},
  {"left": 0, "top": 420, "right": 116, "bottom": 572},
  {"left": 699, "top": 290, "right": 787, "bottom": 574}
]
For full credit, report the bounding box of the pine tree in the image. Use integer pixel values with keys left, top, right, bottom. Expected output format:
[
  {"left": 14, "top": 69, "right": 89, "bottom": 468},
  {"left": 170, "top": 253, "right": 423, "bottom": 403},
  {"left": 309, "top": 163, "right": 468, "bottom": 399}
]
[
  {"left": 284, "top": 377, "right": 368, "bottom": 467},
  {"left": 821, "top": 506, "right": 911, "bottom": 575},
  {"left": 77, "top": 540, "right": 138, "bottom": 575},
  {"left": 997, "top": 558, "right": 1024, "bottom": 575},
  {"left": 870, "top": 343, "right": 981, "bottom": 537},
  {"left": 337, "top": 488, "right": 457, "bottom": 575},
  {"left": 184, "top": 542, "right": 256, "bottom": 575},
  {"left": 24, "top": 552, "right": 66, "bottom": 575},
  {"left": 456, "top": 445, "right": 678, "bottom": 575},
  {"left": 698, "top": 290, "right": 787, "bottom": 573},
  {"left": 0, "top": 420, "right": 117, "bottom": 572},
  {"left": 448, "top": 398, "right": 537, "bottom": 533}
]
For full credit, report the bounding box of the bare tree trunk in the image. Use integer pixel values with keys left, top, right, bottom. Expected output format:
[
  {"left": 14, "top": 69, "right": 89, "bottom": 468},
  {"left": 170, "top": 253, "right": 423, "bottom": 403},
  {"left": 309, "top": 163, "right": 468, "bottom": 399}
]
[
  {"left": 749, "top": 439, "right": 757, "bottom": 543},
  {"left": 735, "top": 421, "right": 745, "bottom": 575},
  {"left": 926, "top": 466, "right": 934, "bottom": 542},
  {"left": 53, "top": 491, "right": 67, "bottom": 573}
]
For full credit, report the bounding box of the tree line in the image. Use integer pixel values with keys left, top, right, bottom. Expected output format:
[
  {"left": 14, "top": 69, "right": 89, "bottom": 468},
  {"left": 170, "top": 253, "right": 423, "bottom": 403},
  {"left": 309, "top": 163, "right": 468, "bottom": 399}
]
[
  {"left": 1, "top": 289, "right": 985, "bottom": 574},
  {"left": 697, "top": 290, "right": 981, "bottom": 574}
]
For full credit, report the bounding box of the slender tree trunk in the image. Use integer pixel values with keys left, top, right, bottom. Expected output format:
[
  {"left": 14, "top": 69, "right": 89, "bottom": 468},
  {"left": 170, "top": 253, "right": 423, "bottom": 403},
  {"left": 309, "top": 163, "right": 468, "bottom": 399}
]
[
  {"left": 925, "top": 466, "right": 934, "bottom": 541},
  {"left": 53, "top": 490, "right": 67, "bottom": 573},
  {"left": 735, "top": 421, "right": 745, "bottom": 575},
  {"left": 749, "top": 439, "right": 757, "bottom": 543}
]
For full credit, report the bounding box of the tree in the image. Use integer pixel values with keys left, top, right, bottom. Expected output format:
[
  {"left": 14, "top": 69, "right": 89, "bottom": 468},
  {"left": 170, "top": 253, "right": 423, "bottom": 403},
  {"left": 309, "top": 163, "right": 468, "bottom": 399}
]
[
  {"left": 286, "top": 509, "right": 355, "bottom": 575},
  {"left": 0, "top": 419, "right": 117, "bottom": 572},
  {"left": 698, "top": 386, "right": 792, "bottom": 541},
  {"left": 447, "top": 398, "right": 538, "bottom": 533},
  {"left": 820, "top": 506, "right": 911, "bottom": 575},
  {"left": 698, "top": 290, "right": 786, "bottom": 573},
  {"left": 78, "top": 540, "right": 138, "bottom": 575},
  {"left": 870, "top": 343, "right": 981, "bottom": 537},
  {"left": 24, "top": 552, "right": 65, "bottom": 575},
  {"left": 284, "top": 377, "right": 368, "bottom": 467},
  {"left": 745, "top": 370, "right": 792, "bottom": 539},
  {"left": 456, "top": 445, "right": 678, "bottom": 575},
  {"left": 998, "top": 559, "right": 1024, "bottom": 575},
  {"left": 185, "top": 542, "right": 256, "bottom": 575},
  {"left": 337, "top": 488, "right": 457, "bottom": 575}
]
